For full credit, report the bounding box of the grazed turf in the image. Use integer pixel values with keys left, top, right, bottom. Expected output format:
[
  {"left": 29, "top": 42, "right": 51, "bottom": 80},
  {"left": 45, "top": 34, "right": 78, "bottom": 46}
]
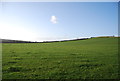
[{"left": 2, "top": 37, "right": 119, "bottom": 79}]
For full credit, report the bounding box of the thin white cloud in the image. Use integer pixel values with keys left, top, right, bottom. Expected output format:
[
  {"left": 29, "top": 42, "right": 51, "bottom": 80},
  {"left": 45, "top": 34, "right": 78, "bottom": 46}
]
[{"left": 50, "top": 16, "right": 57, "bottom": 24}]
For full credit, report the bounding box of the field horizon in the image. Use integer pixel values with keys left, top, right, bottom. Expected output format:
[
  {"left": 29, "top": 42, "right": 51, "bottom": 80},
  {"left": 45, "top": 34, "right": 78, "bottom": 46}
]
[{"left": 1, "top": 35, "right": 119, "bottom": 43}]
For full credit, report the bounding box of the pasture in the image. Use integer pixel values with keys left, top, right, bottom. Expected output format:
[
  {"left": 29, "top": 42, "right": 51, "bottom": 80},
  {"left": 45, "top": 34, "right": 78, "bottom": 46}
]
[{"left": 2, "top": 37, "right": 119, "bottom": 79}]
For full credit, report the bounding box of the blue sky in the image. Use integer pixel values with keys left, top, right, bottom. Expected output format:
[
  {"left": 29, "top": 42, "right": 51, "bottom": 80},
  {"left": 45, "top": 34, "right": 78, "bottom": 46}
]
[{"left": 0, "top": 2, "right": 118, "bottom": 41}]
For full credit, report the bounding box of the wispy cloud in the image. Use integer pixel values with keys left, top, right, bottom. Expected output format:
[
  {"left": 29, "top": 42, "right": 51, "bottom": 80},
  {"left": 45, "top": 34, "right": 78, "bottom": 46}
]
[{"left": 50, "top": 16, "right": 57, "bottom": 24}]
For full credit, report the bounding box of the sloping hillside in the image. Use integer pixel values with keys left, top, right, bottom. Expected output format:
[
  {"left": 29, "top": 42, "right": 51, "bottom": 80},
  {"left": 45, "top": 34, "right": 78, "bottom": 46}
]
[{"left": 2, "top": 37, "right": 119, "bottom": 79}]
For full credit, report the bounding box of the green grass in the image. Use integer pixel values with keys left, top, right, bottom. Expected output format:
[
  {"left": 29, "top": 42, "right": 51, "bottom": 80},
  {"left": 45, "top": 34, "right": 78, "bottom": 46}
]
[{"left": 2, "top": 37, "right": 119, "bottom": 79}]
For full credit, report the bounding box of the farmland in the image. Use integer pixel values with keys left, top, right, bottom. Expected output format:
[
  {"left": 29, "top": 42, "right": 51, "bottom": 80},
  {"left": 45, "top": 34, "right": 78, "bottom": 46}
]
[{"left": 2, "top": 37, "right": 119, "bottom": 79}]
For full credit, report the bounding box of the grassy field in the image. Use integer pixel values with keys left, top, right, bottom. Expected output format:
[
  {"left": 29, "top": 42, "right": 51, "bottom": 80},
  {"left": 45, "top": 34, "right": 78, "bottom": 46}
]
[{"left": 2, "top": 37, "right": 119, "bottom": 79}]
